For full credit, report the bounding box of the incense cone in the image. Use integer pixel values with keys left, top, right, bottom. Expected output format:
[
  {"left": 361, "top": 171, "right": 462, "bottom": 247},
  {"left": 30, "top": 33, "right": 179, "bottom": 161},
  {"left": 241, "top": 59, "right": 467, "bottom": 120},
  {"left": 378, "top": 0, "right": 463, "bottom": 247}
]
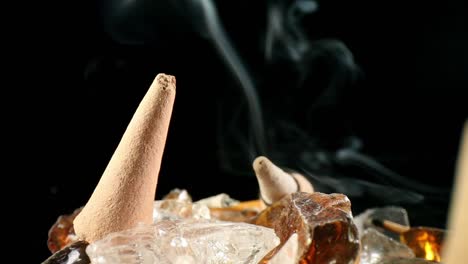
[
  {"left": 74, "top": 73, "right": 176, "bottom": 242},
  {"left": 253, "top": 156, "right": 314, "bottom": 206},
  {"left": 443, "top": 121, "right": 468, "bottom": 263}
]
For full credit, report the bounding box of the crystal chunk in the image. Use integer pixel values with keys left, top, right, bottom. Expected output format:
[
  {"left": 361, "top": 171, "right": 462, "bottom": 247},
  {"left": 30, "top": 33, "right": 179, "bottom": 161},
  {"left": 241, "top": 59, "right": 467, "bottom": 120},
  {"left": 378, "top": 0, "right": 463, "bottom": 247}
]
[
  {"left": 163, "top": 189, "right": 192, "bottom": 202},
  {"left": 261, "top": 233, "right": 299, "bottom": 264},
  {"left": 153, "top": 200, "right": 211, "bottom": 222},
  {"left": 360, "top": 228, "right": 415, "bottom": 264},
  {"left": 195, "top": 193, "right": 239, "bottom": 208},
  {"left": 86, "top": 219, "right": 280, "bottom": 264},
  {"left": 354, "top": 206, "right": 410, "bottom": 240}
]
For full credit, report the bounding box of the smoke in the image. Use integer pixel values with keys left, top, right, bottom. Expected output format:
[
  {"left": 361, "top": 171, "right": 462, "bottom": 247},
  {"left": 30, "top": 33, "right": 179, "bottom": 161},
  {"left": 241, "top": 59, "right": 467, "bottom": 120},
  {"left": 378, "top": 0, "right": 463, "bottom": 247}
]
[
  {"left": 98, "top": 0, "right": 450, "bottom": 207},
  {"left": 216, "top": 0, "right": 362, "bottom": 174},
  {"left": 210, "top": 0, "right": 450, "bottom": 207},
  {"left": 265, "top": 0, "right": 318, "bottom": 64},
  {"left": 195, "top": 0, "right": 268, "bottom": 157}
]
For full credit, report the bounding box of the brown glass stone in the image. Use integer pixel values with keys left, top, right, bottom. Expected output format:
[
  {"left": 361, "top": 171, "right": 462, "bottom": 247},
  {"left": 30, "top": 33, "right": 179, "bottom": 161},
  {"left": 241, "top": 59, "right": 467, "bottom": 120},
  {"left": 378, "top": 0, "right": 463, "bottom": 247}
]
[
  {"left": 47, "top": 207, "right": 82, "bottom": 253},
  {"left": 42, "top": 241, "right": 90, "bottom": 264},
  {"left": 254, "top": 192, "right": 359, "bottom": 264}
]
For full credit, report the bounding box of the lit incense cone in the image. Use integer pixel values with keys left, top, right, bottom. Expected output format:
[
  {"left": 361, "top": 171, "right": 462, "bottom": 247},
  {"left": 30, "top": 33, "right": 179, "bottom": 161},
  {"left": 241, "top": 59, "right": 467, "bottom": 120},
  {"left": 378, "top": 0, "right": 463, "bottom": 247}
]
[
  {"left": 253, "top": 156, "right": 314, "bottom": 207},
  {"left": 74, "top": 73, "right": 176, "bottom": 242}
]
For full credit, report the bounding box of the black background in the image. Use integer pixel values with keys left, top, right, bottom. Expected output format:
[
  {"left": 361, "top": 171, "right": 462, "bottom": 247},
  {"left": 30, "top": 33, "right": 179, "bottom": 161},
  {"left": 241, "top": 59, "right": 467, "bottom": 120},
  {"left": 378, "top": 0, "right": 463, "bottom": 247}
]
[{"left": 18, "top": 0, "right": 467, "bottom": 262}]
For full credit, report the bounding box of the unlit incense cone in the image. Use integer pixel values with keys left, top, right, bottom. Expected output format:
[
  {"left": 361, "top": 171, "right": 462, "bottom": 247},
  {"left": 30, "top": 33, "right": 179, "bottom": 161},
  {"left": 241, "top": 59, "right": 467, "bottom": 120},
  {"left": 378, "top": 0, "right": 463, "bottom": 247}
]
[
  {"left": 253, "top": 156, "right": 314, "bottom": 206},
  {"left": 443, "top": 121, "right": 468, "bottom": 263},
  {"left": 74, "top": 74, "right": 176, "bottom": 242}
]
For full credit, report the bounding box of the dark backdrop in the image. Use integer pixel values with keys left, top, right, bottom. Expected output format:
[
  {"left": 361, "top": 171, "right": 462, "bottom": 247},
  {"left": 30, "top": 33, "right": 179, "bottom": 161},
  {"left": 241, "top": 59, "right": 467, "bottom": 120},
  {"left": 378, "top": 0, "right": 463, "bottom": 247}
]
[{"left": 20, "top": 0, "right": 467, "bottom": 262}]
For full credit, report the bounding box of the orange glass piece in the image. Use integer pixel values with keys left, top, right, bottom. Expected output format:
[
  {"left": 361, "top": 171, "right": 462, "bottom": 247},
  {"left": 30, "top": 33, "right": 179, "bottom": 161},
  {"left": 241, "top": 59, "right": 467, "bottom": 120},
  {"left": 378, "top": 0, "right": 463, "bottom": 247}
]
[
  {"left": 47, "top": 207, "right": 82, "bottom": 253},
  {"left": 227, "top": 199, "right": 263, "bottom": 211},
  {"left": 209, "top": 199, "right": 263, "bottom": 222},
  {"left": 400, "top": 227, "right": 445, "bottom": 262},
  {"left": 254, "top": 192, "right": 360, "bottom": 264}
]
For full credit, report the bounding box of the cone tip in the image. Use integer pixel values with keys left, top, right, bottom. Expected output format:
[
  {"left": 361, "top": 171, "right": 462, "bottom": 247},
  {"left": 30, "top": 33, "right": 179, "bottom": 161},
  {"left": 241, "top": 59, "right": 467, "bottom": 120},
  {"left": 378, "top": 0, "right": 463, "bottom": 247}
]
[
  {"left": 155, "top": 73, "right": 176, "bottom": 91},
  {"left": 253, "top": 156, "right": 270, "bottom": 171}
]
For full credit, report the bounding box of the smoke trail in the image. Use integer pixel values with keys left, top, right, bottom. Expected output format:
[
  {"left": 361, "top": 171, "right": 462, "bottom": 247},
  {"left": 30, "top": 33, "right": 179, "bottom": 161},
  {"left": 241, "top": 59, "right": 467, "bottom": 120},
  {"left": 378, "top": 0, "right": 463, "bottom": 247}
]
[
  {"left": 301, "top": 168, "right": 425, "bottom": 204},
  {"left": 97, "top": 0, "right": 450, "bottom": 206},
  {"left": 99, "top": 0, "right": 269, "bottom": 170},
  {"left": 257, "top": 0, "right": 449, "bottom": 206},
  {"left": 194, "top": 0, "right": 267, "bottom": 157},
  {"left": 265, "top": 0, "right": 318, "bottom": 64},
  {"left": 336, "top": 149, "right": 450, "bottom": 195}
]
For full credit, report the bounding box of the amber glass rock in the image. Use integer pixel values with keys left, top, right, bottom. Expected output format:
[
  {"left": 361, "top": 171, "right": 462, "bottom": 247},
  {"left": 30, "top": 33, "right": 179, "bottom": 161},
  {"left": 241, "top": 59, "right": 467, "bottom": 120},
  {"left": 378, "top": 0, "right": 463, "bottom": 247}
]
[
  {"left": 254, "top": 192, "right": 359, "bottom": 264},
  {"left": 42, "top": 241, "right": 90, "bottom": 264},
  {"left": 47, "top": 208, "right": 82, "bottom": 253}
]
